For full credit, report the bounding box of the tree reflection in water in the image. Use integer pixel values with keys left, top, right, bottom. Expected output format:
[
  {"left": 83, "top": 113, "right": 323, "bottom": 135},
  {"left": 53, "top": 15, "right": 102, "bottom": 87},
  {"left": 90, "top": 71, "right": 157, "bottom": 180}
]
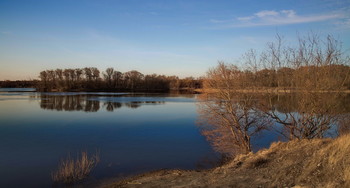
[
  {"left": 197, "top": 92, "right": 350, "bottom": 158},
  {"left": 262, "top": 92, "right": 350, "bottom": 140},
  {"left": 39, "top": 94, "right": 165, "bottom": 112},
  {"left": 104, "top": 101, "right": 122, "bottom": 112}
]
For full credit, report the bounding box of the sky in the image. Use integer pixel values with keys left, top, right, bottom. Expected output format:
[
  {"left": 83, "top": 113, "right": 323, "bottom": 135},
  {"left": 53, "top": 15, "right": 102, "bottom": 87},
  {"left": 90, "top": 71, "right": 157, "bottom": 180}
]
[{"left": 0, "top": 0, "right": 350, "bottom": 80}]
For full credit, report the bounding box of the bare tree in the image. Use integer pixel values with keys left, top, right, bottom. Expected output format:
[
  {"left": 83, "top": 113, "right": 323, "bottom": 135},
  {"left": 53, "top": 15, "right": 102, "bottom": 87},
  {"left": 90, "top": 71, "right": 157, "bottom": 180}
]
[
  {"left": 198, "top": 62, "right": 270, "bottom": 156},
  {"left": 123, "top": 70, "right": 144, "bottom": 90},
  {"left": 112, "top": 70, "right": 122, "bottom": 89},
  {"left": 55, "top": 69, "right": 64, "bottom": 91},
  {"left": 39, "top": 71, "right": 49, "bottom": 91},
  {"left": 261, "top": 33, "right": 350, "bottom": 139},
  {"left": 103, "top": 67, "right": 114, "bottom": 89}
]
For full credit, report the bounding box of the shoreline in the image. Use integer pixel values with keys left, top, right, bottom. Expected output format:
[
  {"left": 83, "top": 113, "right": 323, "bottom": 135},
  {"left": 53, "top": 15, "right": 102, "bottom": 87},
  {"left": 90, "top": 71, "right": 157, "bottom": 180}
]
[
  {"left": 194, "top": 88, "right": 350, "bottom": 94},
  {"left": 103, "top": 134, "right": 350, "bottom": 188}
]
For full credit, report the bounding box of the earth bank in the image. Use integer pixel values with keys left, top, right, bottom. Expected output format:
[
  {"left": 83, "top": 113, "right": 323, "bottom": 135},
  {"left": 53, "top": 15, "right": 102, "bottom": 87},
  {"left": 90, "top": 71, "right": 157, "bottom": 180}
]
[{"left": 103, "top": 134, "right": 350, "bottom": 188}]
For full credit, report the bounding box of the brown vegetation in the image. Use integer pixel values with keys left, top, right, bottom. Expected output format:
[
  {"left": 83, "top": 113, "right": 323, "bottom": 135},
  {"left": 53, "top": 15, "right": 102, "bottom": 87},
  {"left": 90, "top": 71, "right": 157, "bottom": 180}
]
[
  {"left": 197, "top": 34, "right": 350, "bottom": 159},
  {"left": 197, "top": 63, "right": 271, "bottom": 156},
  {"left": 0, "top": 80, "right": 39, "bottom": 88},
  {"left": 105, "top": 134, "right": 350, "bottom": 188},
  {"left": 38, "top": 67, "right": 202, "bottom": 92},
  {"left": 52, "top": 151, "right": 100, "bottom": 184},
  {"left": 36, "top": 35, "right": 349, "bottom": 93}
]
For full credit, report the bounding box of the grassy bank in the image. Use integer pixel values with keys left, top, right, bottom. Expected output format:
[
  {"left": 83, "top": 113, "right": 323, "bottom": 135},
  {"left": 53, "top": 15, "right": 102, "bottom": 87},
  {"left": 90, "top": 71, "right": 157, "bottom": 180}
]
[
  {"left": 194, "top": 88, "right": 350, "bottom": 94},
  {"left": 104, "top": 134, "right": 350, "bottom": 188}
]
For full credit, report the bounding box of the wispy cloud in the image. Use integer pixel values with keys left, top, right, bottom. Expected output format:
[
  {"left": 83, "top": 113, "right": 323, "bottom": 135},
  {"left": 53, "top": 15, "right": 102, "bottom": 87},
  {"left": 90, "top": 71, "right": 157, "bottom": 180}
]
[
  {"left": 210, "top": 9, "right": 345, "bottom": 28},
  {"left": 333, "top": 7, "right": 350, "bottom": 29},
  {"left": 236, "top": 16, "right": 254, "bottom": 21},
  {"left": 255, "top": 10, "right": 279, "bottom": 18}
]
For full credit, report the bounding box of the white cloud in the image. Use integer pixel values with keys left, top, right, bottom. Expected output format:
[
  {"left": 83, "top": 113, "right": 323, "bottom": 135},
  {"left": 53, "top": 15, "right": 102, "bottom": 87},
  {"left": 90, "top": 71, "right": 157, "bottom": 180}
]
[
  {"left": 209, "top": 18, "right": 235, "bottom": 23},
  {"left": 281, "top": 10, "right": 296, "bottom": 18},
  {"left": 332, "top": 7, "right": 350, "bottom": 29},
  {"left": 334, "top": 18, "right": 350, "bottom": 29},
  {"left": 255, "top": 10, "right": 279, "bottom": 17},
  {"left": 237, "top": 16, "right": 254, "bottom": 21},
  {"left": 211, "top": 9, "right": 344, "bottom": 28}
]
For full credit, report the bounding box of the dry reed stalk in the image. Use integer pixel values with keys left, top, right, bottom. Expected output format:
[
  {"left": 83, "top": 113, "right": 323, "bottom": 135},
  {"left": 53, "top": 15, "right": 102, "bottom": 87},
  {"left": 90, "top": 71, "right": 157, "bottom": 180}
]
[{"left": 52, "top": 151, "right": 100, "bottom": 184}]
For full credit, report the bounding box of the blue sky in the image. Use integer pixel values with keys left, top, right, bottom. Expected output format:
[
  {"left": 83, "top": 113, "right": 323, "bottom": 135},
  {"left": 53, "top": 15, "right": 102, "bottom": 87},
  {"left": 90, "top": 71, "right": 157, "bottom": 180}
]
[{"left": 1, "top": 0, "right": 349, "bottom": 80}]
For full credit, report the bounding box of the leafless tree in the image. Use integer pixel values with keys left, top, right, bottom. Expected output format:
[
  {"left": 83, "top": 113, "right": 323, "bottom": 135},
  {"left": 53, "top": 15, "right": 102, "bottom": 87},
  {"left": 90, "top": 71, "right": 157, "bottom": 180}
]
[
  {"left": 260, "top": 33, "right": 350, "bottom": 139},
  {"left": 123, "top": 70, "right": 144, "bottom": 90},
  {"left": 103, "top": 67, "right": 114, "bottom": 89},
  {"left": 198, "top": 62, "right": 270, "bottom": 156}
]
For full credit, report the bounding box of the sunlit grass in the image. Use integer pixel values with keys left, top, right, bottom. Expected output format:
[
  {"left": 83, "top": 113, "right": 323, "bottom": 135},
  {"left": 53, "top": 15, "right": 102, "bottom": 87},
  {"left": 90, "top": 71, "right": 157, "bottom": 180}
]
[{"left": 52, "top": 151, "right": 100, "bottom": 184}]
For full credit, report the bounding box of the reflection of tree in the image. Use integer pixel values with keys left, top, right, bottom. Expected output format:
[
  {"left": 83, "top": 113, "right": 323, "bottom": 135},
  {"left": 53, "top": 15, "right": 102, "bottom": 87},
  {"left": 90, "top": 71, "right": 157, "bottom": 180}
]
[
  {"left": 123, "top": 101, "right": 165, "bottom": 109},
  {"left": 84, "top": 100, "right": 100, "bottom": 112},
  {"left": 198, "top": 93, "right": 270, "bottom": 157},
  {"left": 259, "top": 93, "right": 350, "bottom": 115},
  {"left": 40, "top": 95, "right": 100, "bottom": 112},
  {"left": 263, "top": 92, "right": 348, "bottom": 140},
  {"left": 198, "top": 91, "right": 350, "bottom": 157},
  {"left": 103, "top": 102, "right": 122, "bottom": 112},
  {"left": 39, "top": 95, "right": 166, "bottom": 112},
  {"left": 125, "top": 102, "right": 141, "bottom": 109}
]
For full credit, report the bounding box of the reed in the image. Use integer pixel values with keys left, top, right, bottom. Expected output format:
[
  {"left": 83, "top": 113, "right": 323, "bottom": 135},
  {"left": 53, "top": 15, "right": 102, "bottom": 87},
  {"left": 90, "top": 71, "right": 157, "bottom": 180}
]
[{"left": 52, "top": 151, "right": 100, "bottom": 184}]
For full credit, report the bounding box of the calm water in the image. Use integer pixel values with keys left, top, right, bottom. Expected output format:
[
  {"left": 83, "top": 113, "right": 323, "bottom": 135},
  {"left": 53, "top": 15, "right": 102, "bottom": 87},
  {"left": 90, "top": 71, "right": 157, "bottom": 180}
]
[
  {"left": 0, "top": 90, "right": 223, "bottom": 187},
  {"left": 3, "top": 89, "right": 345, "bottom": 187}
]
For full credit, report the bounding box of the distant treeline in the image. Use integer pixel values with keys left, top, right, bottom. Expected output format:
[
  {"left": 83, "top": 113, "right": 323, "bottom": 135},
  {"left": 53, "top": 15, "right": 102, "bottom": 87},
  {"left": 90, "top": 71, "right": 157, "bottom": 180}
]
[
  {"left": 37, "top": 67, "right": 202, "bottom": 92},
  {"left": 25, "top": 34, "right": 350, "bottom": 92},
  {"left": 0, "top": 80, "right": 39, "bottom": 88},
  {"left": 37, "top": 64, "right": 350, "bottom": 92}
]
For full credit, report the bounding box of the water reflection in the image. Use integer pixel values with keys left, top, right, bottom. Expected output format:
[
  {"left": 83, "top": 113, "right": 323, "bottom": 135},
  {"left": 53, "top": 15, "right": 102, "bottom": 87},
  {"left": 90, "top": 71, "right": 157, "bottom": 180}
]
[
  {"left": 261, "top": 93, "right": 350, "bottom": 139},
  {"left": 104, "top": 101, "right": 122, "bottom": 111},
  {"left": 0, "top": 92, "right": 214, "bottom": 188},
  {"left": 197, "top": 92, "right": 350, "bottom": 158},
  {"left": 39, "top": 94, "right": 166, "bottom": 112},
  {"left": 40, "top": 95, "right": 100, "bottom": 112},
  {"left": 261, "top": 93, "right": 350, "bottom": 115}
]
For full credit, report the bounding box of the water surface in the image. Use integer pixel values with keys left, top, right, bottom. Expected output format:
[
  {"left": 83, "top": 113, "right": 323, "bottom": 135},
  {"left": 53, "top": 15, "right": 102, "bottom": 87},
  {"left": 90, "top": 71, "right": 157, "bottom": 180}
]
[
  {"left": 0, "top": 91, "right": 218, "bottom": 187},
  {"left": 1, "top": 90, "right": 348, "bottom": 187}
]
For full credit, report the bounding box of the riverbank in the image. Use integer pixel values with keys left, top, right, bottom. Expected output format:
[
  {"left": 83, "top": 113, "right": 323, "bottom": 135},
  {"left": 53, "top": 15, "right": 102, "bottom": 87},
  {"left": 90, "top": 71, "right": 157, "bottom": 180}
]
[
  {"left": 194, "top": 88, "right": 350, "bottom": 94},
  {"left": 104, "top": 134, "right": 350, "bottom": 188}
]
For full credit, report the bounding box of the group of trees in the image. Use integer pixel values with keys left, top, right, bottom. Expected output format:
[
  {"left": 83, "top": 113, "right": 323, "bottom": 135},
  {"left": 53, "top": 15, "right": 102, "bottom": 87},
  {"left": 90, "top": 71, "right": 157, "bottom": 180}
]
[
  {"left": 202, "top": 35, "right": 349, "bottom": 91},
  {"left": 240, "top": 34, "right": 350, "bottom": 90},
  {"left": 38, "top": 67, "right": 202, "bottom": 92},
  {"left": 198, "top": 34, "right": 350, "bottom": 158},
  {"left": 35, "top": 34, "right": 349, "bottom": 92},
  {"left": 0, "top": 80, "right": 38, "bottom": 88}
]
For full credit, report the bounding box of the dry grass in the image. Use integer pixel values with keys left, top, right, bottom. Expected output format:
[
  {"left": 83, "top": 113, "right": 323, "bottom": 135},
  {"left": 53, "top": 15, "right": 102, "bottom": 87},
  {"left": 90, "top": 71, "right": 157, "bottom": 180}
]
[
  {"left": 106, "top": 133, "right": 350, "bottom": 188},
  {"left": 52, "top": 151, "right": 100, "bottom": 184}
]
